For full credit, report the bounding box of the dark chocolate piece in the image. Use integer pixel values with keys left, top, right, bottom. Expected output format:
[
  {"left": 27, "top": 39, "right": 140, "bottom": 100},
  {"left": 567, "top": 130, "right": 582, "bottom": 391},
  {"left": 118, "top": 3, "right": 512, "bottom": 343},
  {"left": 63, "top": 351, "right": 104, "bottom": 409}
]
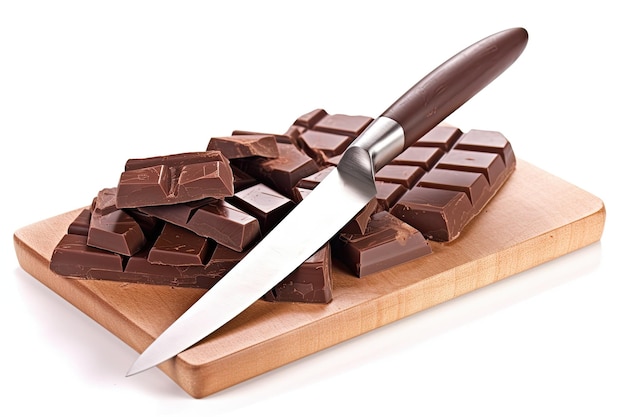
[
  {"left": 229, "top": 183, "right": 295, "bottom": 234},
  {"left": 139, "top": 198, "right": 261, "bottom": 252},
  {"left": 87, "top": 188, "right": 146, "bottom": 256},
  {"left": 207, "top": 134, "right": 279, "bottom": 159},
  {"left": 263, "top": 243, "right": 332, "bottom": 303},
  {"left": 233, "top": 142, "right": 319, "bottom": 200},
  {"left": 332, "top": 211, "right": 432, "bottom": 277},
  {"left": 116, "top": 151, "right": 234, "bottom": 208}
]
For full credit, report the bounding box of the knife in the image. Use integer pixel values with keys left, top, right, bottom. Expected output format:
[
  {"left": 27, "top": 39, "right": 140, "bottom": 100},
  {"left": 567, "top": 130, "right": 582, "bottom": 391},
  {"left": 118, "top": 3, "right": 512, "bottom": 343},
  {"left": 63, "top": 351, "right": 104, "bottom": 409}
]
[{"left": 127, "top": 27, "right": 528, "bottom": 376}]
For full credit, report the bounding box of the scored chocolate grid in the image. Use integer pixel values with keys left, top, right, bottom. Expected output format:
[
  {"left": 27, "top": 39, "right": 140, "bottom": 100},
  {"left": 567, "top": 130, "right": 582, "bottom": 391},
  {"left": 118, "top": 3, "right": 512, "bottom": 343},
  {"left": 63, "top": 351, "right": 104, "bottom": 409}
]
[{"left": 297, "top": 114, "right": 515, "bottom": 242}]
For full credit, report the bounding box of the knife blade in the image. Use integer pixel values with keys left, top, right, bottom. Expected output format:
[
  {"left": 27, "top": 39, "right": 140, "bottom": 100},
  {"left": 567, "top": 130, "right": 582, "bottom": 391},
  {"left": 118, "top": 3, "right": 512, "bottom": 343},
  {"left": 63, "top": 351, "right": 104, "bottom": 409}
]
[{"left": 127, "top": 27, "right": 528, "bottom": 376}]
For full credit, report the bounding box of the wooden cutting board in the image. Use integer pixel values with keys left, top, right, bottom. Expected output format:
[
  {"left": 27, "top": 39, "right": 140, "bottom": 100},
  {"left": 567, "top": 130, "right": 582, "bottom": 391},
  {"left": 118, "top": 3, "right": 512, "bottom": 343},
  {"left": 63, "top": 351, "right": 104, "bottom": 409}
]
[{"left": 13, "top": 160, "right": 606, "bottom": 398}]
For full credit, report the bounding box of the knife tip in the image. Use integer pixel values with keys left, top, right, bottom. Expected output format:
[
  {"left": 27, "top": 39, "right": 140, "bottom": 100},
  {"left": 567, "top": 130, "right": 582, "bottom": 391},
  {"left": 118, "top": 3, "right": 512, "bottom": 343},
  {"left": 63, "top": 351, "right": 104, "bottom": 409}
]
[{"left": 126, "top": 357, "right": 154, "bottom": 377}]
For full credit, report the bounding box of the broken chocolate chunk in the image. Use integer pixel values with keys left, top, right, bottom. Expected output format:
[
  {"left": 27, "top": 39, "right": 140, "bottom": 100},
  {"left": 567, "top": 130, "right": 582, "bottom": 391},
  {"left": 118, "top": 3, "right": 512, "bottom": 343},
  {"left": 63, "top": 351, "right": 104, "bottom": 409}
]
[
  {"left": 207, "top": 134, "right": 279, "bottom": 159},
  {"left": 116, "top": 151, "right": 234, "bottom": 208},
  {"left": 229, "top": 183, "right": 295, "bottom": 234},
  {"left": 87, "top": 188, "right": 146, "bottom": 256},
  {"left": 332, "top": 211, "right": 432, "bottom": 277}
]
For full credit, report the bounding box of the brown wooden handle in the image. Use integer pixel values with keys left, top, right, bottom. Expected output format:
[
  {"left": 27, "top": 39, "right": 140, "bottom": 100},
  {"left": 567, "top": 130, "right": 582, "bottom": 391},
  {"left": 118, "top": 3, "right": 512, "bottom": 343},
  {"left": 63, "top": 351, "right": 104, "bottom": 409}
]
[{"left": 382, "top": 27, "right": 528, "bottom": 148}]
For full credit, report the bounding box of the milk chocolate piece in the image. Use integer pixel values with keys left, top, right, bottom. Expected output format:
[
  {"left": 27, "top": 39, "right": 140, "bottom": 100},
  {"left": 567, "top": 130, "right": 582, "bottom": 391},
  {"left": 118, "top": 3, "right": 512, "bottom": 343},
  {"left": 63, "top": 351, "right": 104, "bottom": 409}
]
[
  {"left": 231, "top": 166, "right": 258, "bottom": 191},
  {"left": 390, "top": 146, "right": 445, "bottom": 170},
  {"left": 52, "top": 234, "right": 125, "bottom": 277},
  {"left": 51, "top": 211, "right": 237, "bottom": 288},
  {"left": 233, "top": 142, "right": 319, "bottom": 200},
  {"left": 340, "top": 198, "right": 378, "bottom": 235},
  {"left": 291, "top": 111, "right": 372, "bottom": 164},
  {"left": 415, "top": 125, "right": 463, "bottom": 150},
  {"left": 391, "top": 187, "right": 472, "bottom": 242},
  {"left": 332, "top": 211, "right": 432, "bottom": 277},
  {"left": 116, "top": 151, "right": 234, "bottom": 208},
  {"left": 139, "top": 199, "right": 261, "bottom": 252},
  {"left": 207, "top": 134, "right": 279, "bottom": 159},
  {"left": 375, "top": 165, "right": 425, "bottom": 188},
  {"left": 454, "top": 129, "right": 516, "bottom": 166},
  {"left": 263, "top": 243, "right": 332, "bottom": 303},
  {"left": 87, "top": 188, "right": 146, "bottom": 256},
  {"left": 229, "top": 183, "right": 295, "bottom": 233},
  {"left": 293, "top": 108, "right": 328, "bottom": 128},
  {"left": 299, "top": 130, "right": 353, "bottom": 163},
  {"left": 375, "top": 181, "right": 407, "bottom": 211},
  {"left": 295, "top": 166, "right": 334, "bottom": 189},
  {"left": 311, "top": 114, "right": 372, "bottom": 137},
  {"left": 147, "top": 223, "right": 213, "bottom": 266},
  {"left": 391, "top": 129, "right": 515, "bottom": 241},
  {"left": 231, "top": 130, "right": 297, "bottom": 146},
  {"left": 68, "top": 208, "right": 91, "bottom": 235}
]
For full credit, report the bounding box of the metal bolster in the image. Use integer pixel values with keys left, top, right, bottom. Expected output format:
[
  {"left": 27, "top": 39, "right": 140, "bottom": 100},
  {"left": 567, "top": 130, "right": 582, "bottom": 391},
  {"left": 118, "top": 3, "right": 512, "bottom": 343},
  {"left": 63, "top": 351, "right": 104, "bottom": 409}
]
[{"left": 341, "top": 116, "right": 405, "bottom": 173}]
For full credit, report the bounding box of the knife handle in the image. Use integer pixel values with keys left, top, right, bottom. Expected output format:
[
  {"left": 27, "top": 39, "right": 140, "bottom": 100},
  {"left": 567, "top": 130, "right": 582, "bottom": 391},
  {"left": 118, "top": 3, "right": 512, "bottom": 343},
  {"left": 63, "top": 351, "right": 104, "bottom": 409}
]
[
  {"left": 383, "top": 27, "right": 528, "bottom": 149},
  {"left": 348, "top": 28, "right": 528, "bottom": 173}
]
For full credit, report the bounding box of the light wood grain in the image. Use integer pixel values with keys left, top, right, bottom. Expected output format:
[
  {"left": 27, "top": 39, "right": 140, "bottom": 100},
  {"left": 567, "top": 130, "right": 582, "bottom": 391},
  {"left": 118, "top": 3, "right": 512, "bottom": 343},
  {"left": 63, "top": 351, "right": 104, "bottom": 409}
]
[{"left": 13, "top": 160, "right": 606, "bottom": 398}]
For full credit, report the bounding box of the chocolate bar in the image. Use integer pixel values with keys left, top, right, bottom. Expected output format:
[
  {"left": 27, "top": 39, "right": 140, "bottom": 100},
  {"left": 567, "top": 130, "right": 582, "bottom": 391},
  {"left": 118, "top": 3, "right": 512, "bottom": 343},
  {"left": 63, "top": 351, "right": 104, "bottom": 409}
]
[{"left": 116, "top": 151, "right": 234, "bottom": 208}]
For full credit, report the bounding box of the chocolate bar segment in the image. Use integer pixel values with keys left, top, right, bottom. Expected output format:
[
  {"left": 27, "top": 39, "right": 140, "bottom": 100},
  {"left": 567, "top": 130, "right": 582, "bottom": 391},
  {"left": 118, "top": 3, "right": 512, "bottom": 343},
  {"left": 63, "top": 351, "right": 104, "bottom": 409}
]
[
  {"left": 116, "top": 151, "right": 234, "bottom": 208},
  {"left": 147, "top": 223, "right": 213, "bottom": 266},
  {"left": 291, "top": 111, "right": 373, "bottom": 165},
  {"left": 375, "top": 165, "right": 425, "bottom": 188},
  {"left": 375, "top": 181, "right": 407, "bottom": 211},
  {"left": 332, "top": 211, "right": 432, "bottom": 277},
  {"left": 415, "top": 125, "right": 463, "bottom": 150}
]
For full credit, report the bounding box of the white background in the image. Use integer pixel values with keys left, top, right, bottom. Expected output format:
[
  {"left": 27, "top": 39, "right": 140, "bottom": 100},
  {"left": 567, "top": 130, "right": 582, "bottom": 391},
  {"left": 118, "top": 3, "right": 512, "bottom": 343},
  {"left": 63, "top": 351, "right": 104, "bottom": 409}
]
[{"left": 2, "top": 1, "right": 624, "bottom": 416}]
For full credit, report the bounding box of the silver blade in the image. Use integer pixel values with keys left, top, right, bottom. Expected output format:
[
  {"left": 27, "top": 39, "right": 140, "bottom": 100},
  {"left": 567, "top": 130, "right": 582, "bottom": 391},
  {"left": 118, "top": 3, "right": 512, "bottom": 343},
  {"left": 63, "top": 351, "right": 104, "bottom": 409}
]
[{"left": 127, "top": 164, "right": 376, "bottom": 376}]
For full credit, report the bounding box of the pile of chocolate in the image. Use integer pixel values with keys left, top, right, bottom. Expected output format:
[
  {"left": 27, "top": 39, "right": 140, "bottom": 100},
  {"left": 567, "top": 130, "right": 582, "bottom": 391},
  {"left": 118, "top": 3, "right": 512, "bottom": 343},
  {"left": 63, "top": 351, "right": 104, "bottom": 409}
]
[{"left": 50, "top": 109, "right": 516, "bottom": 304}]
